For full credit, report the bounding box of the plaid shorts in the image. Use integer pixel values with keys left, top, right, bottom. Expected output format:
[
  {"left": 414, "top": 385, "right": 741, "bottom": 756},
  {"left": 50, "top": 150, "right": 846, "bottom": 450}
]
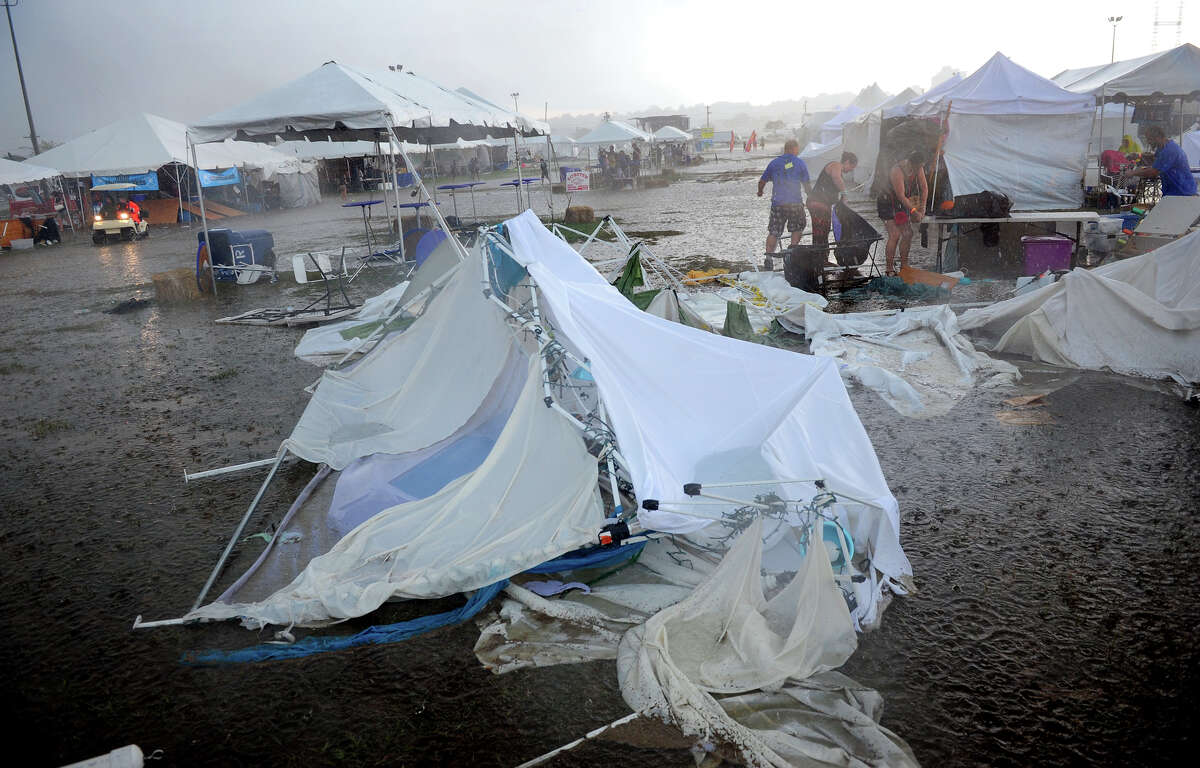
[{"left": 768, "top": 204, "right": 806, "bottom": 237}]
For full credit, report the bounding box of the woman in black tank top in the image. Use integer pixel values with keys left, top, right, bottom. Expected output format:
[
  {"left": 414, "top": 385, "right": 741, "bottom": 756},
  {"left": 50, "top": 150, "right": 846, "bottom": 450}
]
[{"left": 807, "top": 152, "right": 858, "bottom": 247}]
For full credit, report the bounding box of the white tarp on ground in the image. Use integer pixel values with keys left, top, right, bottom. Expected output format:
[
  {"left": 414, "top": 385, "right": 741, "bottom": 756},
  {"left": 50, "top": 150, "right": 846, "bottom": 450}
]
[
  {"left": 1, "top": 157, "right": 61, "bottom": 186},
  {"left": 476, "top": 523, "right": 918, "bottom": 767},
  {"left": 682, "top": 272, "right": 828, "bottom": 335},
  {"left": 782, "top": 305, "right": 1020, "bottom": 418},
  {"left": 293, "top": 280, "right": 413, "bottom": 365},
  {"left": 960, "top": 231, "right": 1200, "bottom": 384},
  {"left": 282, "top": 249, "right": 513, "bottom": 469},
  {"left": 503, "top": 211, "right": 911, "bottom": 595},
  {"left": 912, "top": 53, "right": 1093, "bottom": 210},
  {"left": 189, "top": 353, "right": 603, "bottom": 627}
]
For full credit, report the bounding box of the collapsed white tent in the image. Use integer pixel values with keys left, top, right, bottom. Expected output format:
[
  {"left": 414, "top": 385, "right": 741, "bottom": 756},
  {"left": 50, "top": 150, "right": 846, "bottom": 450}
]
[
  {"left": 1, "top": 156, "right": 61, "bottom": 186},
  {"left": 960, "top": 231, "right": 1200, "bottom": 384},
  {"left": 504, "top": 211, "right": 911, "bottom": 600},
  {"left": 909, "top": 53, "right": 1093, "bottom": 210}
]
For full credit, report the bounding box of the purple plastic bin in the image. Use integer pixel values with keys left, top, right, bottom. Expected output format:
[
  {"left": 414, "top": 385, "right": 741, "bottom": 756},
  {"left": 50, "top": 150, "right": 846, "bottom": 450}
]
[{"left": 1021, "top": 235, "right": 1072, "bottom": 275}]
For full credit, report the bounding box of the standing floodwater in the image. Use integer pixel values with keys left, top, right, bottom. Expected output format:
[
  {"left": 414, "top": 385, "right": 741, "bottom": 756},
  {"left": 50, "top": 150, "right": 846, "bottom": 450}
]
[{"left": 0, "top": 172, "right": 1197, "bottom": 767}]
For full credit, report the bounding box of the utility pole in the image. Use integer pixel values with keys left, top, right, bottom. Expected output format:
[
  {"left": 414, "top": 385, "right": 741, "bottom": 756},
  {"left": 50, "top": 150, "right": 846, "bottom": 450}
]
[
  {"left": 3, "top": 1, "right": 39, "bottom": 155},
  {"left": 705, "top": 104, "right": 711, "bottom": 128},
  {"left": 1108, "top": 15, "right": 1123, "bottom": 62}
]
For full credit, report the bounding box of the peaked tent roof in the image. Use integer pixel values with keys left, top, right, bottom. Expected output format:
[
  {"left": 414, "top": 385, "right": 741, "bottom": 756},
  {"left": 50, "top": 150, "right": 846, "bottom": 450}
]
[
  {"left": 454, "top": 86, "right": 548, "bottom": 133},
  {"left": 1051, "top": 43, "right": 1200, "bottom": 102},
  {"left": 575, "top": 119, "right": 651, "bottom": 145},
  {"left": 820, "top": 104, "right": 866, "bottom": 133},
  {"left": 910, "top": 53, "right": 1092, "bottom": 116},
  {"left": 884, "top": 75, "right": 963, "bottom": 118},
  {"left": 26, "top": 113, "right": 286, "bottom": 178},
  {"left": 851, "top": 83, "right": 889, "bottom": 110},
  {"left": 190, "top": 62, "right": 547, "bottom": 145},
  {"left": 652, "top": 125, "right": 692, "bottom": 141},
  {"left": 1, "top": 156, "right": 61, "bottom": 186}
]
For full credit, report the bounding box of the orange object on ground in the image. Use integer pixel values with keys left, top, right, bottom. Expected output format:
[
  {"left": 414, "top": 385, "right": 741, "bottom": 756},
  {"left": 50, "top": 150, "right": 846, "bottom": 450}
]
[{"left": 899, "top": 265, "right": 959, "bottom": 291}]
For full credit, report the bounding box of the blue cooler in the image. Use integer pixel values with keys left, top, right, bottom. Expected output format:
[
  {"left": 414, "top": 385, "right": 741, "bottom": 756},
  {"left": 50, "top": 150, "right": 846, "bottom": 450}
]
[{"left": 197, "top": 228, "right": 275, "bottom": 282}]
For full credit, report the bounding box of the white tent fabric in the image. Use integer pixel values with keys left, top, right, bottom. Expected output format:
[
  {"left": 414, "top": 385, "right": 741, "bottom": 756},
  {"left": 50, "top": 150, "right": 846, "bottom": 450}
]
[
  {"left": 1052, "top": 43, "right": 1200, "bottom": 101},
  {"left": 911, "top": 53, "right": 1093, "bottom": 210},
  {"left": 1, "top": 157, "right": 61, "bottom": 186},
  {"left": 1183, "top": 131, "right": 1200, "bottom": 168},
  {"left": 959, "top": 231, "right": 1200, "bottom": 384},
  {"left": 293, "top": 281, "right": 414, "bottom": 365},
  {"left": 841, "top": 88, "right": 920, "bottom": 190},
  {"left": 576, "top": 119, "right": 651, "bottom": 145},
  {"left": 282, "top": 252, "right": 514, "bottom": 469},
  {"left": 652, "top": 125, "right": 692, "bottom": 142},
  {"left": 912, "top": 53, "right": 1094, "bottom": 117},
  {"left": 781, "top": 305, "right": 1019, "bottom": 418},
  {"left": 189, "top": 353, "right": 603, "bottom": 627},
  {"left": 503, "top": 211, "right": 911, "bottom": 595},
  {"left": 819, "top": 105, "right": 866, "bottom": 145},
  {"left": 25, "top": 113, "right": 293, "bottom": 177},
  {"left": 883, "top": 75, "right": 962, "bottom": 119},
  {"left": 190, "top": 62, "right": 547, "bottom": 144},
  {"left": 799, "top": 139, "right": 842, "bottom": 181}
]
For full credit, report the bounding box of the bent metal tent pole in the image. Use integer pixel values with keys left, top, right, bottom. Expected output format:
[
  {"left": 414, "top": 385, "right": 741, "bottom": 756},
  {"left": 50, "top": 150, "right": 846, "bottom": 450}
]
[
  {"left": 188, "top": 132, "right": 218, "bottom": 296},
  {"left": 190, "top": 449, "right": 288, "bottom": 612}
]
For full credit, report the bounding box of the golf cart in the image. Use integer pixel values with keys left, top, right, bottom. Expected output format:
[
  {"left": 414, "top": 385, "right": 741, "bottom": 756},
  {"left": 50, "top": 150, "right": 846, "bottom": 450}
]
[{"left": 91, "top": 183, "right": 150, "bottom": 245}]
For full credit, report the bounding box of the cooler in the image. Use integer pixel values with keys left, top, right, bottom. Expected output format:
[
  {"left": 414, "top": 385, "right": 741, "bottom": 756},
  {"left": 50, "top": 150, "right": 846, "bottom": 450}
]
[{"left": 1020, "top": 235, "right": 1072, "bottom": 275}]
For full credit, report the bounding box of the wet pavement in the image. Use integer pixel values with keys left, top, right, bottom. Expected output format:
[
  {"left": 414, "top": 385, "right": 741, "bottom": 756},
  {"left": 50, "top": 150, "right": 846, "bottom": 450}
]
[{"left": 1, "top": 164, "right": 1197, "bottom": 767}]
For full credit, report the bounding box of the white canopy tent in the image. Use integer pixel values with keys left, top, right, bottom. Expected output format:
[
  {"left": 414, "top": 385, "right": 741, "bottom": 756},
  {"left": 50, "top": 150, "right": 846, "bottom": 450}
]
[
  {"left": 1052, "top": 43, "right": 1200, "bottom": 103},
  {"left": 818, "top": 104, "right": 865, "bottom": 145},
  {"left": 910, "top": 53, "right": 1093, "bottom": 210},
  {"left": 652, "top": 125, "right": 692, "bottom": 142},
  {"left": 187, "top": 61, "right": 548, "bottom": 289},
  {"left": 1, "top": 156, "right": 61, "bottom": 186},
  {"left": 575, "top": 119, "right": 651, "bottom": 145}
]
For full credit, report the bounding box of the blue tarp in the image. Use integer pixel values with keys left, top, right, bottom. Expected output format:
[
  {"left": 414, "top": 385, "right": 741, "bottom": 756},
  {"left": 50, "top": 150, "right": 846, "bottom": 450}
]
[
  {"left": 92, "top": 172, "right": 158, "bottom": 191},
  {"left": 198, "top": 167, "right": 241, "bottom": 188}
]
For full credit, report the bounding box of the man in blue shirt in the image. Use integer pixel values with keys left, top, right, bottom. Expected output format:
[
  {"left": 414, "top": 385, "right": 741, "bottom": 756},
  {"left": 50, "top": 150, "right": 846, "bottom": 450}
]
[
  {"left": 757, "top": 139, "right": 812, "bottom": 257},
  {"left": 1128, "top": 125, "right": 1197, "bottom": 197}
]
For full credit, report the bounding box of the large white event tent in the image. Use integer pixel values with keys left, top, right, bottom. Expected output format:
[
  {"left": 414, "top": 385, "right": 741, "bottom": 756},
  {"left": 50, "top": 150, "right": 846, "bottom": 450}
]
[
  {"left": 652, "top": 125, "right": 691, "bottom": 142},
  {"left": 186, "top": 61, "right": 547, "bottom": 288},
  {"left": 1, "top": 156, "right": 61, "bottom": 186},
  {"left": 883, "top": 74, "right": 963, "bottom": 119},
  {"left": 908, "top": 52, "right": 1093, "bottom": 210}
]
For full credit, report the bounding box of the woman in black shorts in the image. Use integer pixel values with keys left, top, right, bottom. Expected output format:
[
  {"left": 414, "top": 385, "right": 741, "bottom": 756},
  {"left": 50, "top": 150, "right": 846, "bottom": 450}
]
[{"left": 876, "top": 151, "right": 928, "bottom": 275}]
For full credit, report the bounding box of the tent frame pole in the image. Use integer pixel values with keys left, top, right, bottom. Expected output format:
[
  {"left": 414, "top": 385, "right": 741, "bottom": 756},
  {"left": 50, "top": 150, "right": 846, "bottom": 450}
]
[
  {"left": 384, "top": 124, "right": 404, "bottom": 261},
  {"left": 397, "top": 139, "right": 466, "bottom": 261},
  {"left": 1096, "top": 86, "right": 1106, "bottom": 167},
  {"left": 188, "top": 132, "right": 218, "bottom": 297},
  {"left": 190, "top": 449, "right": 287, "bottom": 611}
]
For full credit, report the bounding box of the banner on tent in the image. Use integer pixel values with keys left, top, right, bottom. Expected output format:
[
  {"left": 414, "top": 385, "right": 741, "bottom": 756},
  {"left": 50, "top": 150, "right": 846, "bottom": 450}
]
[
  {"left": 91, "top": 172, "right": 158, "bottom": 191},
  {"left": 565, "top": 170, "right": 590, "bottom": 192},
  {"left": 198, "top": 167, "right": 241, "bottom": 188}
]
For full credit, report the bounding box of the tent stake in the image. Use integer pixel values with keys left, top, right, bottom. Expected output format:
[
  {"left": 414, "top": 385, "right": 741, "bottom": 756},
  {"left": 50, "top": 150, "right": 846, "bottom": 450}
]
[{"left": 190, "top": 449, "right": 287, "bottom": 611}]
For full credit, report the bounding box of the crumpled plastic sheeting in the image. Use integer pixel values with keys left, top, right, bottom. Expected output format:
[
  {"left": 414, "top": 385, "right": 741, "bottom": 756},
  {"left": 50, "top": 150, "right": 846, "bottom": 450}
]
[
  {"left": 476, "top": 524, "right": 917, "bottom": 767},
  {"left": 782, "top": 304, "right": 1019, "bottom": 418},
  {"left": 959, "top": 231, "right": 1200, "bottom": 385},
  {"left": 293, "top": 279, "right": 414, "bottom": 365},
  {"left": 683, "top": 271, "right": 828, "bottom": 334}
]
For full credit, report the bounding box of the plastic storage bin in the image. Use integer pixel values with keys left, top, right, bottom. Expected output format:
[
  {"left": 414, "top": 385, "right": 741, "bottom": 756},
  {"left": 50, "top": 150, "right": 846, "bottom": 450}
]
[{"left": 1021, "top": 235, "right": 1072, "bottom": 275}]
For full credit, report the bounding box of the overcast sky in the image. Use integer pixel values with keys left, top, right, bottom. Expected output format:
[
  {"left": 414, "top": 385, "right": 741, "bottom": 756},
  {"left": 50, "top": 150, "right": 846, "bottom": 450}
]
[{"left": 0, "top": 0, "right": 1190, "bottom": 155}]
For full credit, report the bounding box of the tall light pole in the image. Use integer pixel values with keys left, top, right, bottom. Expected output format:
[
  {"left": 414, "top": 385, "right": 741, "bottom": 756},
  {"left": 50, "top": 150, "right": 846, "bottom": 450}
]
[
  {"left": 510, "top": 92, "right": 519, "bottom": 114},
  {"left": 1108, "top": 15, "right": 1123, "bottom": 63},
  {"left": 3, "top": 1, "right": 39, "bottom": 155}
]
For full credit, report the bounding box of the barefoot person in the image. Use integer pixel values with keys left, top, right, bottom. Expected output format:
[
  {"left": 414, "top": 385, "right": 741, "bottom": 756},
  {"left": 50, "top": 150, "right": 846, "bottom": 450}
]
[
  {"left": 877, "top": 151, "right": 928, "bottom": 274},
  {"left": 807, "top": 151, "right": 858, "bottom": 247},
  {"left": 757, "top": 139, "right": 811, "bottom": 259}
]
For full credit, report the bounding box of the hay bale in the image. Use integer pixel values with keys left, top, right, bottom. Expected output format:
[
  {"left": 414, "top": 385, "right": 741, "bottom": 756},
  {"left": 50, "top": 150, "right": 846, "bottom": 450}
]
[
  {"left": 153, "top": 267, "right": 203, "bottom": 303},
  {"left": 565, "top": 206, "right": 594, "bottom": 224},
  {"left": 640, "top": 177, "right": 669, "bottom": 189},
  {"left": 551, "top": 183, "right": 566, "bottom": 194}
]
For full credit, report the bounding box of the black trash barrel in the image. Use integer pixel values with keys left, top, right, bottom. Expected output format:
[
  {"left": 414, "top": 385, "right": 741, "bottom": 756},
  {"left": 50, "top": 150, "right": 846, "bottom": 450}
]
[{"left": 783, "top": 244, "right": 825, "bottom": 293}]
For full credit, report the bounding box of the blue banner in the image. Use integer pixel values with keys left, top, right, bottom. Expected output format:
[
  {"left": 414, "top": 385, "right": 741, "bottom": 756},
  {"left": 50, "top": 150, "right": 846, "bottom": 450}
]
[
  {"left": 91, "top": 172, "right": 159, "bottom": 191},
  {"left": 197, "top": 167, "right": 241, "bottom": 188}
]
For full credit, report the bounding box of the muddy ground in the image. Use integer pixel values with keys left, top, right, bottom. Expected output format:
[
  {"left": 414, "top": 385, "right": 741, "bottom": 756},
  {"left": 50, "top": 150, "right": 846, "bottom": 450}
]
[{"left": 1, "top": 161, "right": 1197, "bottom": 767}]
